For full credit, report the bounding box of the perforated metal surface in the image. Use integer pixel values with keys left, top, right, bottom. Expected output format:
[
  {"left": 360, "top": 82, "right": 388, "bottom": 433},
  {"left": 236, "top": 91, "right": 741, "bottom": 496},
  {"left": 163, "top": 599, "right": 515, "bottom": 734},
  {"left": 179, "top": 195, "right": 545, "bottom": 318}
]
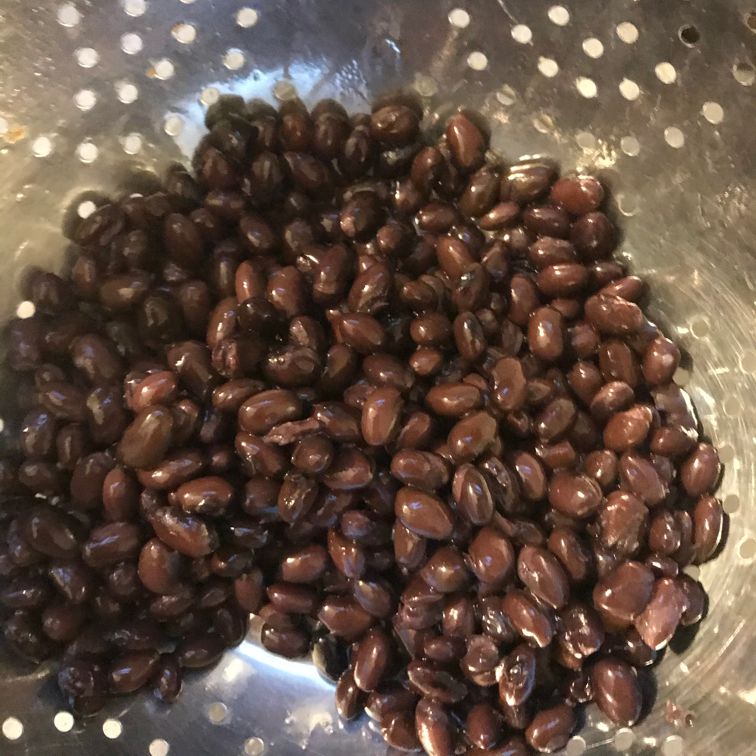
[{"left": 0, "top": 0, "right": 754, "bottom": 753}]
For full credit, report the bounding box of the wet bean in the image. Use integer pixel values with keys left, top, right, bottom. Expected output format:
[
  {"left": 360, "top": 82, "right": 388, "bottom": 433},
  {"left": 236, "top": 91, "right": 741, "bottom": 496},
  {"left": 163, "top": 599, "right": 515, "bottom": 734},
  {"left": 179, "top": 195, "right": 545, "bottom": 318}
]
[
  {"left": 395, "top": 487, "right": 454, "bottom": 540},
  {"left": 680, "top": 443, "right": 720, "bottom": 497},
  {"left": 593, "top": 561, "right": 655, "bottom": 629},
  {"left": 591, "top": 656, "right": 642, "bottom": 726}
]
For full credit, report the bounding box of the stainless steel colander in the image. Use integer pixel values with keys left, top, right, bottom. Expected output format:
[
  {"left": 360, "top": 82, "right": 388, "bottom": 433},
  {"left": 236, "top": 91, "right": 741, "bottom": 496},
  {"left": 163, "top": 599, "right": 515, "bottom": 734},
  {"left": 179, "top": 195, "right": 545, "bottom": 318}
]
[{"left": 0, "top": 0, "right": 754, "bottom": 753}]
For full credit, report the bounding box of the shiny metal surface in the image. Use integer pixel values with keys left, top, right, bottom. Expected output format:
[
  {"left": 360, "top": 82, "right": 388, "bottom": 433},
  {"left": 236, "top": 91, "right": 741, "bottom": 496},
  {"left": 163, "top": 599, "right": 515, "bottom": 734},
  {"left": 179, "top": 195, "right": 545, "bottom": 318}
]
[{"left": 0, "top": 0, "right": 754, "bottom": 753}]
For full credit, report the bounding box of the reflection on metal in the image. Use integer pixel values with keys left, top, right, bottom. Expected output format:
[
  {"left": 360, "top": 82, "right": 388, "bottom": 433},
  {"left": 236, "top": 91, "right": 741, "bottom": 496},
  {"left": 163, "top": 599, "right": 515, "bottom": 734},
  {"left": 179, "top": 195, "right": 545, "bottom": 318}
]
[{"left": 0, "top": 0, "right": 754, "bottom": 753}]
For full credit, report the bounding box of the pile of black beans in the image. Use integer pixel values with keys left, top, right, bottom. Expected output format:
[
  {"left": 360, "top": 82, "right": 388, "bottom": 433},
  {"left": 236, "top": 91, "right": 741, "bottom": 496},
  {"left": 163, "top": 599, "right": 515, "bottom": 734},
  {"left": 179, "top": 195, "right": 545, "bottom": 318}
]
[{"left": 0, "top": 93, "right": 723, "bottom": 754}]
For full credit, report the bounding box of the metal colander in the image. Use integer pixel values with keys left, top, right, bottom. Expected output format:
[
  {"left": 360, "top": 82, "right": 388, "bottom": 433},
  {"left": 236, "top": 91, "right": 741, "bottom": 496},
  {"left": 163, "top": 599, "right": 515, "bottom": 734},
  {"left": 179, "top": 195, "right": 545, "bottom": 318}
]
[{"left": 0, "top": 0, "right": 754, "bottom": 753}]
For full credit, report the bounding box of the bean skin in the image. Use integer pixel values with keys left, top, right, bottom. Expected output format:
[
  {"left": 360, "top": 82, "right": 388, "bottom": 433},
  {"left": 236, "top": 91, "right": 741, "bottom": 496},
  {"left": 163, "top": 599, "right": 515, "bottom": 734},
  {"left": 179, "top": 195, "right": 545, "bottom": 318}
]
[
  {"left": 634, "top": 576, "right": 686, "bottom": 649},
  {"left": 516, "top": 545, "right": 570, "bottom": 609},
  {"left": 452, "top": 464, "right": 494, "bottom": 525},
  {"left": 82, "top": 522, "right": 141, "bottom": 568},
  {"left": 548, "top": 471, "right": 602, "bottom": 518},
  {"left": 499, "top": 644, "right": 537, "bottom": 706},
  {"left": 395, "top": 487, "right": 454, "bottom": 540},
  {"left": 448, "top": 411, "right": 497, "bottom": 462},
  {"left": 176, "top": 633, "right": 226, "bottom": 668},
  {"left": 416, "top": 697, "right": 455, "bottom": 756},
  {"left": 525, "top": 703, "right": 575, "bottom": 753},
  {"left": 335, "top": 668, "right": 364, "bottom": 719},
  {"left": 391, "top": 450, "right": 450, "bottom": 491},
  {"left": 327, "top": 528, "right": 365, "bottom": 579},
  {"left": 109, "top": 651, "right": 160, "bottom": 694},
  {"left": 21, "top": 507, "right": 81, "bottom": 560},
  {"left": 680, "top": 443, "right": 720, "bottom": 497},
  {"left": 280, "top": 544, "right": 328, "bottom": 584},
  {"left": 138, "top": 538, "right": 185, "bottom": 594},
  {"left": 692, "top": 495, "right": 724, "bottom": 563},
  {"left": 585, "top": 294, "right": 644, "bottom": 335},
  {"left": 426, "top": 383, "right": 483, "bottom": 417},
  {"left": 118, "top": 406, "right": 174, "bottom": 469},
  {"left": 353, "top": 628, "right": 391, "bottom": 692},
  {"left": 528, "top": 308, "right": 564, "bottom": 362},
  {"left": 642, "top": 336, "right": 681, "bottom": 385},
  {"left": 593, "top": 561, "right": 655, "bottom": 629},
  {"left": 318, "top": 596, "right": 374, "bottom": 640},
  {"left": 150, "top": 507, "right": 219, "bottom": 558},
  {"left": 361, "top": 387, "right": 403, "bottom": 446},
  {"left": 591, "top": 657, "right": 642, "bottom": 725},
  {"left": 502, "top": 590, "right": 555, "bottom": 647},
  {"left": 446, "top": 112, "right": 486, "bottom": 171}
]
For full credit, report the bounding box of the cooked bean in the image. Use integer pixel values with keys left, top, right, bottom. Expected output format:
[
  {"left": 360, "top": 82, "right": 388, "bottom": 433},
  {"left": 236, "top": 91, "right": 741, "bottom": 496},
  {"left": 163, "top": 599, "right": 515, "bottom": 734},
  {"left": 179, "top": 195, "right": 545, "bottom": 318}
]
[
  {"left": 426, "top": 383, "right": 482, "bottom": 418},
  {"left": 322, "top": 446, "right": 374, "bottom": 490},
  {"left": 395, "top": 487, "right": 454, "bottom": 540},
  {"left": 593, "top": 561, "right": 654, "bottom": 629},
  {"left": 603, "top": 405, "right": 653, "bottom": 451},
  {"left": 692, "top": 494, "right": 724, "bottom": 563},
  {"left": 21, "top": 507, "right": 81, "bottom": 559},
  {"left": 49, "top": 562, "right": 96, "bottom": 605},
  {"left": 150, "top": 506, "right": 218, "bottom": 558},
  {"left": 420, "top": 547, "right": 469, "bottom": 594},
  {"left": 352, "top": 628, "right": 391, "bottom": 692},
  {"left": 391, "top": 450, "right": 449, "bottom": 490},
  {"left": 499, "top": 644, "right": 537, "bottom": 706},
  {"left": 585, "top": 294, "right": 644, "bottom": 335},
  {"left": 176, "top": 632, "right": 226, "bottom": 668},
  {"left": 40, "top": 381, "right": 88, "bottom": 423},
  {"left": 361, "top": 387, "right": 403, "bottom": 446},
  {"left": 634, "top": 576, "right": 686, "bottom": 649},
  {"left": 446, "top": 112, "right": 486, "bottom": 171},
  {"left": 448, "top": 411, "right": 497, "bottom": 462},
  {"left": 547, "top": 528, "right": 593, "bottom": 584},
  {"left": 525, "top": 703, "right": 575, "bottom": 753},
  {"left": 589, "top": 381, "right": 634, "bottom": 423},
  {"left": 680, "top": 443, "right": 720, "bottom": 497},
  {"left": 517, "top": 545, "right": 570, "bottom": 609},
  {"left": 642, "top": 336, "right": 681, "bottom": 385},
  {"left": 591, "top": 656, "right": 642, "bottom": 725},
  {"left": 118, "top": 406, "right": 174, "bottom": 469},
  {"left": 175, "top": 476, "right": 234, "bottom": 517},
  {"left": 618, "top": 451, "right": 668, "bottom": 505},
  {"left": 535, "top": 397, "right": 577, "bottom": 444},
  {"left": 318, "top": 596, "right": 374, "bottom": 639},
  {"left": 267, "top": 582, "right": 318, "bottom": 615},
  {"left": 137, "top": 449, "right": 204, "bottom": 491},
  {"left": 57, "top": 657, "right": 108, "bottom": 714},
  {"left": 502, "top": 590, "right": 555, "bottom": 647},
  {"left": 558, "top": 603, "right": 604, "bottom": 661},
  {"left": 82, "top": 522, "right": 141, "bottom": 568},
  {"left": 528, "top": 307, "right": 564, "bottom": 362},
  {"left": 551, "top": 175, "right": 604, "bottom": 214},
  {"left": 598, "top": 491, "right": 648, "bottom": 557},
  {"left": 109, "top": 650, "right": 160, "bottom": 694},
  {"left": 451, "top": 464, "right": 494, "bottom": 525},
  {"left": 548, "top": 471, "right": 602, "bottom": 518},
  {"left": 138, "top": 538, "right": 185, "bottom": 594}
]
